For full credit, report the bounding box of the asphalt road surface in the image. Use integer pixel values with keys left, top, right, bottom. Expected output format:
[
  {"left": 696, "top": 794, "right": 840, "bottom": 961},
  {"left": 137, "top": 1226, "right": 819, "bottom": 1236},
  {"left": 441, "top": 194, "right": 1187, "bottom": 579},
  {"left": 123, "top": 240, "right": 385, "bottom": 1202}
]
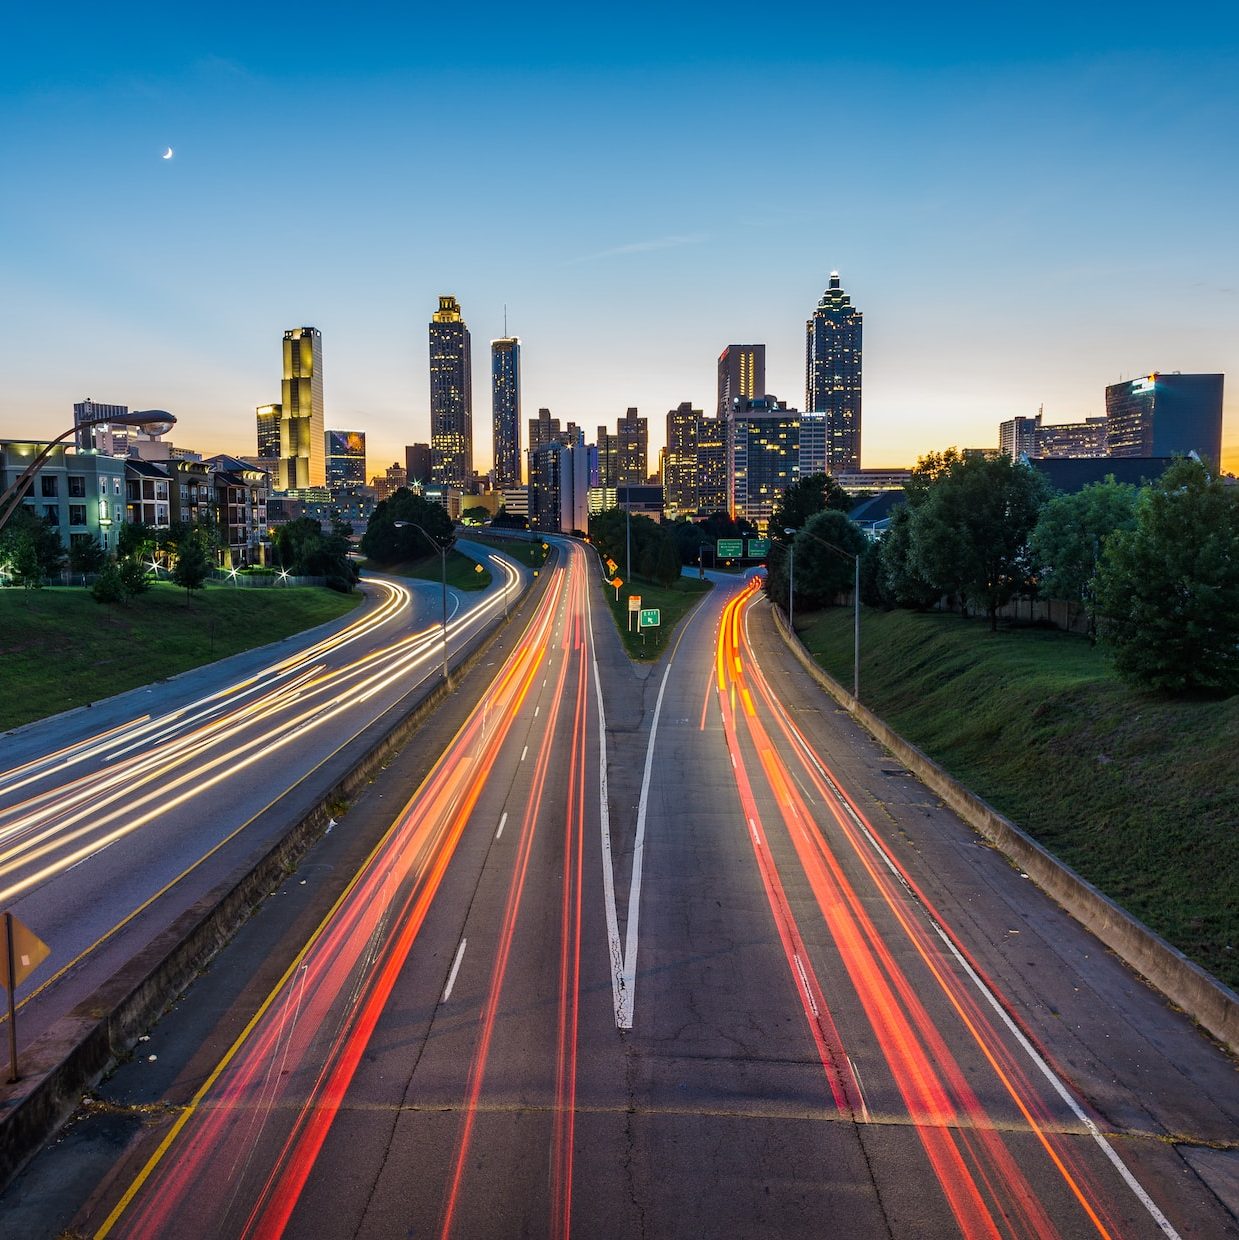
[
  {"left": 0, "top": 541, "right": 523, "bottom": 1050},
  {"left": 5, "top": 546, "right": 1236, "bottom": 1238}
]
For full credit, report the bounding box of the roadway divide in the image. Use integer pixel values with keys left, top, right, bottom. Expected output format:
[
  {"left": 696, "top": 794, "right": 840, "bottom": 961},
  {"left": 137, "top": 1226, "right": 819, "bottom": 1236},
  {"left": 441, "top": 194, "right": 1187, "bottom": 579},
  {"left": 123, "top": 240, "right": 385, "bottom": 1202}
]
[
  {"left": 769, "top": 600, "right": 1239, "bottom": 1057},
  {"left": 0, "top": 547, "right": 558, "bottom": 1192}
]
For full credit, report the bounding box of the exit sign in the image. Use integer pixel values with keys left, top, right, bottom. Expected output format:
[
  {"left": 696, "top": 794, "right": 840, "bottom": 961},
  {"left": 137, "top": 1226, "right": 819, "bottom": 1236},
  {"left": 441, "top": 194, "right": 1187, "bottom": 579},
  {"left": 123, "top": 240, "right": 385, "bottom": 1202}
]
[{"left": 638, "top": 609, "right": 661, "bottom": 627}]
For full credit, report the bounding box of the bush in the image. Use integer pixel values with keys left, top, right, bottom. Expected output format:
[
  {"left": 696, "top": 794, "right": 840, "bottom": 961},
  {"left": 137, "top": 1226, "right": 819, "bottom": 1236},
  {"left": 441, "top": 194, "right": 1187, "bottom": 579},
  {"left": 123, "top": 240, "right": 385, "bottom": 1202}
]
[{"left": 91, "top": 563, "right": 129, "bottom": 604}]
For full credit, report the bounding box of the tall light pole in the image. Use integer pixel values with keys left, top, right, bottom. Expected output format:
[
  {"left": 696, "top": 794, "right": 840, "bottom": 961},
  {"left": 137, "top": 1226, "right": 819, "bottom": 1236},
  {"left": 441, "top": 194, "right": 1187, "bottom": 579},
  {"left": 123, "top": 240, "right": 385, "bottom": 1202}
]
[
  {"left": 0, "top": 411, "right": 176, "bottom": 537},
  {"left": 785, "top": 523, "right": 861, "bottom": 701},
  {"left": 394, "top": 520, "right": 449, "bottom": 683}
]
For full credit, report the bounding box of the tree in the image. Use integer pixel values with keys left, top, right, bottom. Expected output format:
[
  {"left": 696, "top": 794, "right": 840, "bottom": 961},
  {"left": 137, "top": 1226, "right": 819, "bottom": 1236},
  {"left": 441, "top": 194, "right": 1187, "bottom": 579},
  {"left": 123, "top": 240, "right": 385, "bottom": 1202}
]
[
  {"left": 771, "top": 473, "right": 852, "bottom": 538},
  {"left": 879, "top": 504, "right": 939, "bottom": 610},
  {"left": 0, "top": 507, "right": 64, "bottom": 590},
  {"left": 172, "top": 534, "right": 211, "bottom": 599},
  {"left": 1094, "top": 458, "right": 1239, "bottom": 695},
  {"left": 360, "top": 489, "right": 453, "bottom": 565},
  {"left": 118, "top": 556, "right": 152, "bottom": 596},
  {"left": 118, "top": 520, "right": 159, "bottom": 562},
  {"left": 461, "top": 505, "right": 490, "bottom": 525},
  {"left": 491, "top": 506, "right": 528, "bottom": 530},
  {"left": 908, "top": 454, "right": 1051, "bottom": 630},
  {"left": 786, "top": 510, "right": 868, "bottom": 610},
  {"left": 1028, "top": 477, "right": 1139, "bottom": 637},
  {"left": 69, "top": 536, "right": 106, "bottom": 581}
]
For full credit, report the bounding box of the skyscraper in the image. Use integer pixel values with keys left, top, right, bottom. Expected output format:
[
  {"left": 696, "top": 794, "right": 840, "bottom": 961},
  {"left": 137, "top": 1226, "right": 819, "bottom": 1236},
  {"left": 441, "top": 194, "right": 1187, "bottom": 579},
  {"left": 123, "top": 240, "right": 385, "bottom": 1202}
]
[
  {"left": 663, "top": 401, "right": 702, "bottom": 516},
  {"left": 728, "top": 396, "right": 800, "bottom": 533},
  {"left": 1105, "top": 373, "right": 1224, "bottom": 466},
  {"left": 617, "top": 407, "right": 648, "bottom": 484},
  {"left": 717, "top": 345, "right": 766, "bottom": 419},
  {"left": 805, "top": 272, "right": 863, "bottom": 474},
  {"left": 429, "top": 296, "right": 472, "bottom": 490},
  {"left": 491, "top": 336, "right": 521, "bottom": 487},
  {"left": 256, "top": 404, "right": 282, "bottom": 460},
  {"left": 325, "top": 430, "right": 366, "bottom": 495},
  {"left": 280, "top": 327, "right": 325, "bottom": 489}
]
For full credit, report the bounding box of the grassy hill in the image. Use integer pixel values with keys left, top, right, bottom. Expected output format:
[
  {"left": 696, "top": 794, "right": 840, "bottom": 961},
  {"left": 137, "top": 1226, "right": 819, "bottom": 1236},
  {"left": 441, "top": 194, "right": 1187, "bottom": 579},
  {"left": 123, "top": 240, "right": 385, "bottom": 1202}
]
[
  {"left": 0, "top": 583, "right": 360, "bottom": 732},
  {"left": 797, "top": 606, "right": 1239, "bottom": 989}
]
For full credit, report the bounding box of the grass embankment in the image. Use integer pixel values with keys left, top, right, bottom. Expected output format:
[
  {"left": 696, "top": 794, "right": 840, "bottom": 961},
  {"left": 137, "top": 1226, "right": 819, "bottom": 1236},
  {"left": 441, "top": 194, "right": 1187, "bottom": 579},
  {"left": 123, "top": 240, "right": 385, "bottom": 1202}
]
[
  {"left": 363, "top": 548, "right": 491, "bottom": 590},
  {"left": 466, "top": 534, "right": 550, "bottom": 572},
  {"left": 600, "top": 573, "right": 713, "bottom": 660},
  {"left": 0, "top": 583, "right": 361, "bottom": 733},
  {"left": 797, "top": 606, "right": 1239, "bottom": 989}
]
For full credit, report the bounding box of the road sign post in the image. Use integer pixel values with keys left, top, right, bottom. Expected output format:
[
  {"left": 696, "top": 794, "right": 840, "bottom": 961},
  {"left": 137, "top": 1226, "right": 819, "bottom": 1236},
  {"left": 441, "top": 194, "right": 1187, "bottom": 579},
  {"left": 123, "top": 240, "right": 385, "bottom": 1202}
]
[
  {"left": 1, "top": 910, "right": 50, "bottom": 1083},
  {"left": 627, "top": 594, "right": 641, "bottom": 632}
]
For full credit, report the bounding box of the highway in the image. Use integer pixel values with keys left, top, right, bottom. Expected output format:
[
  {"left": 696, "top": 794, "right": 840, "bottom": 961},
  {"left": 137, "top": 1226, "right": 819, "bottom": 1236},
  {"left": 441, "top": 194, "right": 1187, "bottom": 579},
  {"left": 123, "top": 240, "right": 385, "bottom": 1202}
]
[
  {"left": 0, "top": 541, "right": 524, "bottom": 1050},
  {"left": 5, "top": 547, "right": 1237, "bottom": 1237}
]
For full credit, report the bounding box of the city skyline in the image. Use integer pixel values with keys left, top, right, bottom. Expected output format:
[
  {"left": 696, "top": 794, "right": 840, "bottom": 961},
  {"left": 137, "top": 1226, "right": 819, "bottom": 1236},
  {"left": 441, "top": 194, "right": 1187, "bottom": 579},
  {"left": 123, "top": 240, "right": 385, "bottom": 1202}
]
[{"left": 3, "top": 4, "right": 1237, "bottom": 475}]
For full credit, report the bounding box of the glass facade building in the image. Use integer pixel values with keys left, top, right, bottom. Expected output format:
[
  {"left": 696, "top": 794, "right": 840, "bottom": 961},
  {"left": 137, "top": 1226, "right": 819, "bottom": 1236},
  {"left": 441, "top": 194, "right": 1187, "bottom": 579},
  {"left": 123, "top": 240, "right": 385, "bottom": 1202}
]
[
  {"left": 727, "top": 397, "right": 800, "bottom": 534},
  {"left": 1105, "top": 373, "right": 1224, "bottom": 466},
  {"left": 326, "top": 430, "right": 366, "bottom": 496},
  {"left": 491, "top": 336, "right": 521, "bottom": 488},
  {"left": 805, "top": 272, "right": 863, "bottom": 474},
  {"left": 429, "top": 296, "right": 473, "bottom": 490}
]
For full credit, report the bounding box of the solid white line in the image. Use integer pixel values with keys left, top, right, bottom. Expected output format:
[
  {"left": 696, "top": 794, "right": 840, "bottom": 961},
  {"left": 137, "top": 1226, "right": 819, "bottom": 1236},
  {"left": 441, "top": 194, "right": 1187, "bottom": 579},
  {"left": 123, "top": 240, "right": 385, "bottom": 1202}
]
[
  {"left": 618, "top": 659, "right": 674, "bottom": 1030},
  {"left": 793, "top": 952, "right": 818, "bottom": 1016},
  {"left": 589, "top": 582, "right": 626, "bottom": 1027},
  {"left": 496, "top": 811, "right": 507, "bottom": 840},
  {"left": 441, "top": 938, "right": 467, "bottom": 1002},
  {"left": 743, "top": 600, "right": 1183, "bottom": 1240},
  {"left": 847, "top": 1055, "right": 872, "bottom": 1123}
]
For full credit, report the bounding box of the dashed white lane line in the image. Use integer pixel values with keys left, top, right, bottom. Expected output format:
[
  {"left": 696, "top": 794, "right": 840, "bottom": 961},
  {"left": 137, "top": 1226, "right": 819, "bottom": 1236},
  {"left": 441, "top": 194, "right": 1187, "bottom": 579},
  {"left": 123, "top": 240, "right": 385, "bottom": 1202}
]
[
  {"left": 441, "top": 938, "right": 467, "bottom": 1002},
  {"left": 496, "top": 811, "right": 507, "bottom": 840}
]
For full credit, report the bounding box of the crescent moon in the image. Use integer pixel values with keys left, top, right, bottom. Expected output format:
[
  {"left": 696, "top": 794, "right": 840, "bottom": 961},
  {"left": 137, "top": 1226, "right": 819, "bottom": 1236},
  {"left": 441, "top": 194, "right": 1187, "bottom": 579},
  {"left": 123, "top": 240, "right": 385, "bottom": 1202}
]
[{"left": 162, "top": 147, "right": 174, "bottom": 160}]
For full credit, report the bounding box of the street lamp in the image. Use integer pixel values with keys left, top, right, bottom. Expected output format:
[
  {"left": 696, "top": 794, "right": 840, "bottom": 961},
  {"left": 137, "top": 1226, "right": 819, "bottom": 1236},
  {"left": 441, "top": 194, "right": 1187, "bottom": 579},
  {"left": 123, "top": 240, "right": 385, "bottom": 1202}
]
[
  {"left": 394, "top": 520, "right": 449, "bottom": 682},
  {"left": 0, "top": 411, "right": 177, "bottom": 537},
  {"left": 785, "top": 523, "right": 862, "bottom": 702}
]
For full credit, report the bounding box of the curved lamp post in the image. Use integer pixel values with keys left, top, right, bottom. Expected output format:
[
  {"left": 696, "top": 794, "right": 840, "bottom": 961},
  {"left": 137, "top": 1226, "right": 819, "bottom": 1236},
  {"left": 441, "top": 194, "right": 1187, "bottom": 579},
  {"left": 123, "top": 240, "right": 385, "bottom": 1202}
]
[
  {"left": 0, "top": 411, "right": 177, "bottom": 537},
  {"left": 394, "top": 520, "right": 450, "bottom": 682},
  {"left": 784, "top": 523, "right": 861, "bottom": 701}
]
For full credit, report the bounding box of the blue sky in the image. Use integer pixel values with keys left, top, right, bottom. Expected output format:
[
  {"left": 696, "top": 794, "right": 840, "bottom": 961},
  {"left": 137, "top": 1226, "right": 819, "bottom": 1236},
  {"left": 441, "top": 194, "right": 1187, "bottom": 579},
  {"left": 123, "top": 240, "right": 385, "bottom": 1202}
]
[{"left": 3, "top": 2, "right": 1237, "bottom": 473}]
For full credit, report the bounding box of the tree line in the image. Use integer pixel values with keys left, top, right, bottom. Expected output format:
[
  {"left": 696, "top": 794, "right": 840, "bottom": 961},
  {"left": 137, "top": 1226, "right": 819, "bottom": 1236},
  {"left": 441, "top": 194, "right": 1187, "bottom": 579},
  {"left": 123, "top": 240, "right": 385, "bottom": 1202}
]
[{"left": 765, "top": 456, "right": 1239, "bottom": 697}]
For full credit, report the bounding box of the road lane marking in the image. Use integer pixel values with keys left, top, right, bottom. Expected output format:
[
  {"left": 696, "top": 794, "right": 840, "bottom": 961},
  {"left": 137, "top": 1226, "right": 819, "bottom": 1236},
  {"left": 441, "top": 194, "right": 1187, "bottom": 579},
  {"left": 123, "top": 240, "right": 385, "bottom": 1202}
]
[
  {"left": 521, "top": 745, "right": 528, "bottom": 762},
  {"left": 847, "top": 1055, "right": 872, "bottom": 1123},
  {"left": 589, "top": 596, "right": 626, "bottom": 1030},
  {"left": 793, "top": 953, "right": 818, "bottom": 1016},
  {"left": 617, "top": 659, "right": 674, "bottom": 1030},
  {"left": 442, "top": 938, "right": 468, "bottom": 1002},
  {"left": 496, "top": 812, "right": 507, "bottom": 840},
  {"left": 744, "top": 596, "right": 1182, "bottom": 1240}
]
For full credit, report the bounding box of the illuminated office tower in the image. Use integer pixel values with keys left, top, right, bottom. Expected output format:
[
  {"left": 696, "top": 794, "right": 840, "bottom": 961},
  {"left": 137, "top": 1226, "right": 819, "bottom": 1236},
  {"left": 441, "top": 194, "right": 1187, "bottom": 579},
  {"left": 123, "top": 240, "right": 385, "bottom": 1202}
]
[
  {"left": 1105, "top": 373, "right": 1224, "bottom": 466},
  {"left": 326, "top": 430, "right": 366, "bottom": 495},
  {"left": 805, "top": 272, "right": 863, "bottom": 474},
  {"left": 663, "top": 401, "right": 702, "bottom": 516},
  {"left": 280, "top": 327, "right": 325, "bottom": 489},
  {"left": 696, "top": 414, "right": 728, "bottom": 515},
  {"left": 256, "top": 404, "right": 282, "bottom": 460},
  {"left": 728, "top": 396, "right": 800, "bottom": 533},
  {"left": 429, "top": 296, "right": 472, "bottom": 489},
  {"left": 717, "top": 345, "right": 765, "bottom": 419},
  {"left": 491, "top": 336, "right": 521, "bottom": 487},
  {"left": 617, "top": 407, "right": 648, "bottom": 484}
]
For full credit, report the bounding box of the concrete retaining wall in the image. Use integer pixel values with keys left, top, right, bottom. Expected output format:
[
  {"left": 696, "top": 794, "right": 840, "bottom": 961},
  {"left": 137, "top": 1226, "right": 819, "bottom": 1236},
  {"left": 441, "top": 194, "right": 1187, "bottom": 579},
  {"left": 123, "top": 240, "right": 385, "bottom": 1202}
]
[
  {"left": 770, "top": 603, "right": 1239, "bottom": 1057},
  {"left": 0, "top": 555, "right": 556, "bottom": 1190}
]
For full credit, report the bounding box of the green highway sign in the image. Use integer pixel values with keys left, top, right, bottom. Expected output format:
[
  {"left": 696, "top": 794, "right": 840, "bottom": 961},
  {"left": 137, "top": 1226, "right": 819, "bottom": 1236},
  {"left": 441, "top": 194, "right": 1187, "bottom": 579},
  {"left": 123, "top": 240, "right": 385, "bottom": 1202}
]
[
  {"left": 716, "top": 539, "right": 743, "bottom": 558},
  {"left": 638, "top": 608, "right": 661, "bottom": 627},
  {"left": 746, "top": 538, "right": 771, "bottom": 557}
]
